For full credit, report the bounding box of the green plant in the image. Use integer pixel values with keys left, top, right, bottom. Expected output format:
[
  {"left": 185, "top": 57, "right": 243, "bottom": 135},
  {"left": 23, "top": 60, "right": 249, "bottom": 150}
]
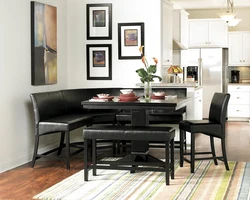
[{"left": 136, "top": 46, "right": 162, "bottom": 83}]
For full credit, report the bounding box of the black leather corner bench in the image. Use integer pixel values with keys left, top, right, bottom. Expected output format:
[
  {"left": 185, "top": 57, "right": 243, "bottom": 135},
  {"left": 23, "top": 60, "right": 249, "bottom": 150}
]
[
  {"left": 30, "top": 88, "right": 122, "bottom": 170},
  {"left": 83, "top": 125, "right": 175, "bottom": 185}
]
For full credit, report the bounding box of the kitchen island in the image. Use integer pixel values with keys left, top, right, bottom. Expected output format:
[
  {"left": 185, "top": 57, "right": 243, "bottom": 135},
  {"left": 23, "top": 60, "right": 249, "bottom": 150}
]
[{"left": 136, "top": 82, "right": 203, "bottom": 121}]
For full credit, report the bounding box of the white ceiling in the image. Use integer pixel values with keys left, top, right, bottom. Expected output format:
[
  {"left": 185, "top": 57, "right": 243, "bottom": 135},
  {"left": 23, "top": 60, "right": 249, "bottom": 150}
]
[{"left": 170, "top": 0, "right": 250, "bottom": 9}]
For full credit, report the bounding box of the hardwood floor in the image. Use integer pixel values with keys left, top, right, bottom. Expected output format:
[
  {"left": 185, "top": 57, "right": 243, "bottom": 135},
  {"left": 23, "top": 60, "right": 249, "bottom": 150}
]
[{"left": 0, "top": 121, "right": 249, "bottom": 200}]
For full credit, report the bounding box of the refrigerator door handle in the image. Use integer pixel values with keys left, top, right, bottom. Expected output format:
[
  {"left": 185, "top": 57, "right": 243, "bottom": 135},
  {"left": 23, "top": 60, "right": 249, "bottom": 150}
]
[{"left": 198, "top": 58, "right": 202, "bottom": 86}]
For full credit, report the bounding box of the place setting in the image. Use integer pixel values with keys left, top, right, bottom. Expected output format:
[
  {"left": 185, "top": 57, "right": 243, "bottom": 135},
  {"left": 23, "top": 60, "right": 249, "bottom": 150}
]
[
  {"left": 150, "top": 91, "right": 166, "bottom": 99},
  {"left": 89, "top": 93, "right": 114, "bottom": 102},
  {"left": 118, "top": 89, "right": 140, "bottom": 102}
]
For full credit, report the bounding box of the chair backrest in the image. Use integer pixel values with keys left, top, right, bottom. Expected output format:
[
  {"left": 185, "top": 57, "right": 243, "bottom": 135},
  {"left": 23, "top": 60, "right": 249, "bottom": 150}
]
[{"left": 208, "top": 92, "right": 230, "bottom": 125}]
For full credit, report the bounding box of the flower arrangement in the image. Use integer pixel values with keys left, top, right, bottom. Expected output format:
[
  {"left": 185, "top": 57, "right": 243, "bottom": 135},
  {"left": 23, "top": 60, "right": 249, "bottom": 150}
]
[
  {"left": 136, "top": 46, "right": 162, "bottom": 100},
  {"left": 135, "top": 46, "right": 162, "bottom": 83}
]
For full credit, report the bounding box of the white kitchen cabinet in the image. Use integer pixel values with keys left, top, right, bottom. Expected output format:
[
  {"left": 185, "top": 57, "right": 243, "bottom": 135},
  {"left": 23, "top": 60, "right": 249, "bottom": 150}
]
[
  {"left": 173, "top": 9, "right": 189, "bottom": 49},
  {"left": 186, "top": 87, "right": 203, "bottom": 120},
  {"left": 189, "top": 19, "right": 228, "bottom": 48},
  {"left": 228, "top": 85, "right": 250, "bottom": 121},
  {"left": 161, "top": 0, "right": 173, "bottom": 66},
  {"left": 228, "top": 32, "right": 250, "bottom": 66},
  {"left": 194, "top": 89, "right": 203, "bottom": 120}
]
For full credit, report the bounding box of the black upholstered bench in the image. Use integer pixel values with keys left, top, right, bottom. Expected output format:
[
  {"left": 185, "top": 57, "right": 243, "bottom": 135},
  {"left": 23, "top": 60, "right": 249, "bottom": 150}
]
[{"left": 83, "top": 125, "right": 175, "bottom": 185}]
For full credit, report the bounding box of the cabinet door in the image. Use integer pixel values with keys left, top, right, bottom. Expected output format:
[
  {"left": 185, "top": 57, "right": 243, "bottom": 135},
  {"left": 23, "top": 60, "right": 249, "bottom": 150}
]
[
  {"left": 208, "top": 21, "right": 228, "bottom": 47},
  {"left": 194, "top": 96, "right": 203, "bottom": 120},
  {"left": 242, "top": 33, "right": 250, "bottom": 65},
  {"left": 180, "top": 11, "right": 189, "bottom": 48},
  {"left": 162, "top": 1, "right": 173, "bottom": 65},
  {"left": 228, "top": 105, "right": 250, "bottom": 117},
  {"left": 228, "top": 33, "right": 243, "bottom": 66},
  {"left": 229, "top": 91, "right": 250, "bottom": 105},
  {"left": 189, "top": 21, "right": 208, "bottom": 47}
]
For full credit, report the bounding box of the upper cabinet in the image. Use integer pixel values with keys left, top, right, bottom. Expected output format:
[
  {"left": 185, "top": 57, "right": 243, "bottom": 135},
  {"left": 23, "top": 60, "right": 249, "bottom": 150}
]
[
  {"left": 161, "top": 0, "right": 173, "bottom": 66},
  {"left": 189, "top": 19, "right": 228, "bottom": 48},
  {"left": 173, "top": 9, "right": 189, "bottom": 49},
  {"left": 228, "top": 32, "right": 250, "bottom": 66}
]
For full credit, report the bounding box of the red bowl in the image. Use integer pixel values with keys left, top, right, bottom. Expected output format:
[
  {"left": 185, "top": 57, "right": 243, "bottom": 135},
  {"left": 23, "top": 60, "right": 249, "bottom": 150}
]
[
  {"left": 119, "top": 96, "right": 139, "bottom": 102},
  {"left": 119, "top": 92, "right": 135, "bottom": 97}
]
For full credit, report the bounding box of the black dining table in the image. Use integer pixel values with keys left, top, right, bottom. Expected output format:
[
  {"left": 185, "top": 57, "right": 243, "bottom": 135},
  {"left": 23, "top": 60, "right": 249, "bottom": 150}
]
[{"left": 81, "top": 96, "right": 190, "bottom": 155}]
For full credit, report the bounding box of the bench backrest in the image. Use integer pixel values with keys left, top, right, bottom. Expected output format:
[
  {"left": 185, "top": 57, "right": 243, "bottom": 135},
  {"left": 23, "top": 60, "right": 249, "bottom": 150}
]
[
  {"left": 30, "top": 91, "right": 67, "bottom": 125},
  {"left": 61, "top": 88, "right": 122, "bottom": 114}
]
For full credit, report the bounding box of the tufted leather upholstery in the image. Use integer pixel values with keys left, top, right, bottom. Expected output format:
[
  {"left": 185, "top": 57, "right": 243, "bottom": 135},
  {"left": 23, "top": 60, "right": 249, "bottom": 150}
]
[{"left": 179, "top": 92, "right": 230, "bottom": 173}]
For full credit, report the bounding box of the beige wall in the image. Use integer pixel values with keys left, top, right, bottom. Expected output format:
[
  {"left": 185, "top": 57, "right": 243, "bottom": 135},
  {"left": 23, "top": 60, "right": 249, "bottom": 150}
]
[{"left": 187, "top": 8, "right": 250, "bottom": 31}]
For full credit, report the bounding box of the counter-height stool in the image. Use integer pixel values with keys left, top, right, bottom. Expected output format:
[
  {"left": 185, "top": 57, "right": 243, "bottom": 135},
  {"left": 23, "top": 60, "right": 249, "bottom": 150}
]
[{"left": 179, "top": 93, "right": 230, "bottom": 173}]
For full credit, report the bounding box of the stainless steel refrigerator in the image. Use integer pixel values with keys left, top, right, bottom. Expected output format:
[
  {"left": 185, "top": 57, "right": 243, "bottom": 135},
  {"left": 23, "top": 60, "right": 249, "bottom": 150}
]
[{"left": 181, "top": 48, "right": 228, "bottom": 119}]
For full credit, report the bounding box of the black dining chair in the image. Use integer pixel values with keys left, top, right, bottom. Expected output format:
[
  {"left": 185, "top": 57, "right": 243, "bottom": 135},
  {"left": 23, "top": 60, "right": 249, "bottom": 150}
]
[{"left": 179, "top": 92, "right": 230, "bottom": 173}]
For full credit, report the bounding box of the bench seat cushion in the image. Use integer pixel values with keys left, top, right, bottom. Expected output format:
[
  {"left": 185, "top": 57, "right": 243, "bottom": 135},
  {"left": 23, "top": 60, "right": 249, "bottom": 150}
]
[
  {"left": 39, "top": 114, "right": 92, "bottom": 134},
  {"left": 83, "top": 125, "right": 175, "bottom": 141}
]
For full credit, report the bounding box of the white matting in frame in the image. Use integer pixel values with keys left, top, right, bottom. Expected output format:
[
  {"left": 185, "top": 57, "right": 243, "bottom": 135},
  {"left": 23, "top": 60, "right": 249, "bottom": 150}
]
[
  {"left": 86, "top": 44, "right": 112, "bottom": 80},
  {"left": 118, "top": 22, "right": 144, "bottom": 59},
  {"left": 87, "top": 4, "right": 112, "bottom": 40}
]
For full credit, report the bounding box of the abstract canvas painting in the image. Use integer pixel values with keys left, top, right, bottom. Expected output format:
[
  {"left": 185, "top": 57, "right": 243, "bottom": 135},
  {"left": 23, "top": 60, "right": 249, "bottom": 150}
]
[{"left": 31, "top": 1, "right": 57, "bottom": 85}]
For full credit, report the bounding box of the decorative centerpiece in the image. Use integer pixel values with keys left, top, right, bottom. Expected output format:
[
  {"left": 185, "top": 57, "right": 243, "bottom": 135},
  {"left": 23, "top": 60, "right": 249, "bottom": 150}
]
[
  {"left": 167, "top": 65, "right": 183, "bottom": 83},
  {"left": 136, "top": 46, "right": 162, "bottom": 100}
]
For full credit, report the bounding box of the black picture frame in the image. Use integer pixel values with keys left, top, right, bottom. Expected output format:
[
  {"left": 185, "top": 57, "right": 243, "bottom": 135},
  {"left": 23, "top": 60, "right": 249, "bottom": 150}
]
[
  {"left": 86, "top": 4, "right": 112, "bottom": 40},
  {"left": 86, "top": 44, "right": 112, "bottom": 80},
  {"left": 118, "top": 22, "right": 144, "bottom": 59}
]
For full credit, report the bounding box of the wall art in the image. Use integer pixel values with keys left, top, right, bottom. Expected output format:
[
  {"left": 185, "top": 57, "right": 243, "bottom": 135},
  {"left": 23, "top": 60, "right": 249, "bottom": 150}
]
[
  {"left": 86, "top": 44, "right": 112, "bottom": 80},
  {"left": 31, "top": 1, "right": 57, "bottom": 85},
  {"left": 118, "top": 22, "right": 144, "bottom": 59},
  {"left": 86, "top": 4, "right": 112, "bottom": 40}
]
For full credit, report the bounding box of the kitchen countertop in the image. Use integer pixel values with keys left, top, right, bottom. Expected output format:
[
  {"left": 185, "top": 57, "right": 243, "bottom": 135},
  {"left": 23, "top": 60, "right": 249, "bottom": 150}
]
[
  {"left": 228, "top": 83, "right": 250, "bottom": 86},
  {"left": 136, "top": 82, "right": 202, "bottom": 90}
]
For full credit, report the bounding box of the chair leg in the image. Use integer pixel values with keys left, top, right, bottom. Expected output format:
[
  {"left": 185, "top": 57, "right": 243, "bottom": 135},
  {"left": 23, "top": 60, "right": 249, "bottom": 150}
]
[
  {"left": 184, "top": 131, "right": 187, "bottom": 150},
  {"left": 180, "top": 129, "right": 184, "bottom": 167},
  {"left": 92, "top": 139, "right": 97, "bottom": 176},
  {"left": 221, "top": 138, "right": 229, "bottom": 170},
  {"left": 84, "top": 139, "right": 89, "bottom": 181},
  {"left": 190, "top": 133, "right": 195, "bottom": 173},
  {"left": 57, "top": 132, "right": 65, "bottom": 155},
  {"left": 65, "top": 131, "right": 70, "bottom": 170},
  {"left": 165, "top": 141, "right": 170, "bottom": 185},
  {"left": 170, "top": 138, "right": 175, "bottom": 180},
  {"left": 31, "top": 133, "right": 39, "bottom": 168},
  {"left": 210, "top": 136, "right": 218, "bottom": 165}
]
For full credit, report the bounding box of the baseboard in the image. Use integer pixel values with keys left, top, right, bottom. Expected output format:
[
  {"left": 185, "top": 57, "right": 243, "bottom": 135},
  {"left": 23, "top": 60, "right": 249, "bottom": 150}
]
[
  {"left": 0, "top": 142, "right": 59, "bottom": 173},
  {"left": 227, "top": 118, "right": 250, "bottom": 122}
]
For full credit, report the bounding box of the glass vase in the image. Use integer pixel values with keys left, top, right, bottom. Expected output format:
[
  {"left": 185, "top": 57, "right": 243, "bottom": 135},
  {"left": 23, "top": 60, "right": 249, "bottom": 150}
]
[{"left": 144, "top": 81, "right": 152, "bottom": 101}]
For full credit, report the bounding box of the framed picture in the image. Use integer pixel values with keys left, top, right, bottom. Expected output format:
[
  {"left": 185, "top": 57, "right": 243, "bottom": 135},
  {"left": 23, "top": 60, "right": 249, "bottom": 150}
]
[
  {"left": 86, "top": 44, "right": 112, "bottom": 80},
  {"left": 31, "top": 1, "right": 57, "bottom": 85},
  {"left": 118, "top": 22, "right": 144, "bottom": 59},
  {"left": 86, "top": 4, "right": 112, "bottom": 40}
]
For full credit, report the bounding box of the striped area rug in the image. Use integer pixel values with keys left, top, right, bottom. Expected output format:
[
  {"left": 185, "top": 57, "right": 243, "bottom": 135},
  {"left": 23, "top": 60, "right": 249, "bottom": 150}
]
[{"left": 33, "top": 160, "right": 250, "bottom": 200}]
